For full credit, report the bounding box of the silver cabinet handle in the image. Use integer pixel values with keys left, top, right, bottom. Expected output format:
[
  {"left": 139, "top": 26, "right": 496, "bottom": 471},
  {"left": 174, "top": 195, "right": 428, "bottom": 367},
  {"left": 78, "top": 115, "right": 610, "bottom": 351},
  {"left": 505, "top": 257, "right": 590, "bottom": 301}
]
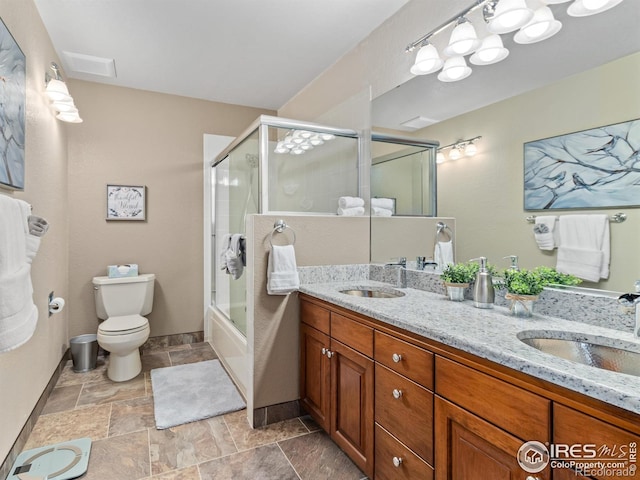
[
  {"left": 321, "top": 347, "right": 327, "bottom": 355},
  {"left": 392, "top": 353, "right": 402, "bottom": 363},
  {"left": 393, "top": 456, "right": 403, "bottom": 467},
  {"left": 525, "top": 477, "right": 540, "bottom": 480},
  {"left": 326, "top": 350, "right": 333, "bottom": 358},
  {"left": 392, "top": 389, "right": 403, "bottom": 399}
]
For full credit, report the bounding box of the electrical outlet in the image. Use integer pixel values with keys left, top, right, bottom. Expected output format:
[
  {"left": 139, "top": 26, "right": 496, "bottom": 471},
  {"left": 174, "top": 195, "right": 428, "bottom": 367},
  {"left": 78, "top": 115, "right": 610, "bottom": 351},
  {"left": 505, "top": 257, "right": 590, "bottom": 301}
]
[{"left": 48, "top": 291, "right": 54, "bottom": 317}]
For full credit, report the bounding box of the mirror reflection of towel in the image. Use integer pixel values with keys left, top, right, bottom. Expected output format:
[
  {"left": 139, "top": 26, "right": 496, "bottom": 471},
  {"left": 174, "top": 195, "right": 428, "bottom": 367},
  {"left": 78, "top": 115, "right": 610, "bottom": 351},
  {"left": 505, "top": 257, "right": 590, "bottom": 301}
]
[
  {"left": 434, "top": 241, "right": 454, "bottom": 270},
  {"left": 556, "top": 214, "right": 609, "bottom": 282}
]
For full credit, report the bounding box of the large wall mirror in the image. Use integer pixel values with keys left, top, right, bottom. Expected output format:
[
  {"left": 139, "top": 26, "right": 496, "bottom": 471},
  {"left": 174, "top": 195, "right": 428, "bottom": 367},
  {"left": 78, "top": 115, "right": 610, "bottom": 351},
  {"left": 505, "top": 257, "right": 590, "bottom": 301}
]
[{"left": 371, "top": 1, "right": 640, "bottom": 292}]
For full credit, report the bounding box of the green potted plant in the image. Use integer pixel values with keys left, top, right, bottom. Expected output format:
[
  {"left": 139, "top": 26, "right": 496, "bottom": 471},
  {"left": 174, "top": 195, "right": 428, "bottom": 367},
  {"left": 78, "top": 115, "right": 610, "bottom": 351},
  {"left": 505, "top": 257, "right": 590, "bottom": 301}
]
[
  {"left": 501, "top": 267, "right": 581, "bottom": 317},
  {"left": 440, "top": 262, "right": 479, "bottom": 301}
]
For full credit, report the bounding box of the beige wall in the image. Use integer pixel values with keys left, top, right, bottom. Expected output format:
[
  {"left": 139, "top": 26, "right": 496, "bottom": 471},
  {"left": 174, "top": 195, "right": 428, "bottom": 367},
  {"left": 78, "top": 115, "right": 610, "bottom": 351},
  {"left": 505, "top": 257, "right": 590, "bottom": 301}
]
[
  {"left": 248, "top": 215, "right": 369, "bottom": 412},
  {"left": 66, "top": 81, "right": 272, "bottom": 338},
  {"left": 418, "top": 53, "right": 640, "bottom": 292},
  {"left": 0, "top": 0, "right": 70, "bottom": 463}
]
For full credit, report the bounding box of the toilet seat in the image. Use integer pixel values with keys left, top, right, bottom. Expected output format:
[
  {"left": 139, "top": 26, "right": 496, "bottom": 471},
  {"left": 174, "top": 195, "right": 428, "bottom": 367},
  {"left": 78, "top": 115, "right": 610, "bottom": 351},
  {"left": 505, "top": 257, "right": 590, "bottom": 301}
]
[{"left": 98, "top": 315, "right": 148, "bottom": 336}]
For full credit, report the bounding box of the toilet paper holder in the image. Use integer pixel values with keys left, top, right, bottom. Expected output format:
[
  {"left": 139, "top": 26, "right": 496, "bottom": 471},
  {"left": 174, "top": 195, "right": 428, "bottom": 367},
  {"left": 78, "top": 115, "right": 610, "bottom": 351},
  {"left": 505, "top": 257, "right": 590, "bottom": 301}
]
[{"left": 48, "top": 295, "right": 66, "bottom": 316}]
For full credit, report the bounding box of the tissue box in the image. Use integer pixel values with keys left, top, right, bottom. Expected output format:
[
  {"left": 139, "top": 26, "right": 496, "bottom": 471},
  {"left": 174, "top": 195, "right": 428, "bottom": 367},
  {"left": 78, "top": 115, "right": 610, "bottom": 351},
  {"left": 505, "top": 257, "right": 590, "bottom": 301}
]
[{"left": 108, "top": 264, "right": 139, "bottom": 278}]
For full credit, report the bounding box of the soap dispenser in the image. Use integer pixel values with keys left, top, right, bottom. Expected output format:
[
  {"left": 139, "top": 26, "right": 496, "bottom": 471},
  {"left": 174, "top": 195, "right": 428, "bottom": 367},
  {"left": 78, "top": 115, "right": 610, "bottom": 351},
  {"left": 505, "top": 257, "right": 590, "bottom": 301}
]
[
  {"left": 471, "top": 257, "right": 495, "bottom": 309},
  {"left": 503, "top": 255, "right": 520, "bottom": 271}
]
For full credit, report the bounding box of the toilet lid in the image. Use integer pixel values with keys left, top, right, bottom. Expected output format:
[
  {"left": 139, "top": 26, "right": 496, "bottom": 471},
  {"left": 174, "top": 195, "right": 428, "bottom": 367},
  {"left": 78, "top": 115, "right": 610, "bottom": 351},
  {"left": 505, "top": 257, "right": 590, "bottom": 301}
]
[{"left": 99, "top": 315, "right": 148, "bottom": 334}]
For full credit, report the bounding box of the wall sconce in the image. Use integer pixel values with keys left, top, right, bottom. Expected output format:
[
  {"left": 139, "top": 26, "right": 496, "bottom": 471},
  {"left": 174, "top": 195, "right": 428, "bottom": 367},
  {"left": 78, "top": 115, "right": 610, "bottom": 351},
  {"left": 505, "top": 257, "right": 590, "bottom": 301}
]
[
  {"left": 436, "top": 136, "right": 482, "bottom": 163},
  {"left": 406, "top": 0, "right": 626, "bottom": 83},
  {"left": 45, "top": 62, "right": 83, "bottom": 123}
]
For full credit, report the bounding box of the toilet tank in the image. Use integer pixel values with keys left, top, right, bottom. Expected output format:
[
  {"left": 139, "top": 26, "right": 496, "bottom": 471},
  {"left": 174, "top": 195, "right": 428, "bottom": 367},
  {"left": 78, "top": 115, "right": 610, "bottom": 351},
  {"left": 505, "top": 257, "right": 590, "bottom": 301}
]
[{"left": 92, "top": 273, "right": 155, "bottom": 319}]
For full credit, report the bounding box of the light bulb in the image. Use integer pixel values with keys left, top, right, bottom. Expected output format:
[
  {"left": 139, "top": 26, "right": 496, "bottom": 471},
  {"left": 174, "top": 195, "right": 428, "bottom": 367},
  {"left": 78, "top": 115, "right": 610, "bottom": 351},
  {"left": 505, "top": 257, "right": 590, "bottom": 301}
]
[
  {"left": 487, "top": 0, "right": 534, "bottom": 34},
  {"left": 464, "top": 142, "right": 478, "bottom": 156},
  {"left": 436, "top": 152, "right": 446, "bottom": 164},
  {"left": 274, "top": 142, "right": 289, "bottom": 154},
  {"left": 438, "top": 56, "right": 472, "bottom": 82},
  {"left": 583, "top": 0, "right": 608, "bottom": 9},
  {"left": 444, "top": 19, "right": 480, "bottom": 56},
  {"left": 449, "top": 146, "right": 462, "bottom": 160},
  {"left": 410, "top": 44, "right": 443, "bottom": 75},
  {"left": 470, "top": 35, "right": 509, "bottom": 65}
]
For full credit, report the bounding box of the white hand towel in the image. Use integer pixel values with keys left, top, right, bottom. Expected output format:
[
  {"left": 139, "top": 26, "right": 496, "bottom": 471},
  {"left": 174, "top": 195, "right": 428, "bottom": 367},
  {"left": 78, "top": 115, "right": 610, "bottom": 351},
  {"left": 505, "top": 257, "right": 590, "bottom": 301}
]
[
  {"left": 338, "top": 196, "right": 365, "bottom": 209},
  {"left": 434, "top": 241, "right": 454, "bottom": 270},
  {"left": 556, "top": 214, "right": 610, "bottom": 282},
  {"left": 337, "top": 206, "right": 365, "bottom": 216},
  {"left": 533, "top": 215, "right": 557, "bottom": 250},
  {"left": 267, "top": 244, "right": 300, "bottom": 295},
  {"left": 0, "top": 195, "right": 39, "bottom": 353},
  {"left": 372, "top": 206, "right": 392, "bottom": 217},
  {"left": 371, "top": 198, "right": 394, "bottom": 210}
]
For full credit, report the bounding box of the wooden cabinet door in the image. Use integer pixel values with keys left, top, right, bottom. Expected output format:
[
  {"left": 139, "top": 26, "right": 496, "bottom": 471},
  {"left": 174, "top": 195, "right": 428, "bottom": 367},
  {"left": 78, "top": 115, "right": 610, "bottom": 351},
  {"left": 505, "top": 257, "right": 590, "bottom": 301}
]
[
  {"left": 330, "top": 338, "right": 374, "bottom": 478},
  {"left": 300, "top": 323, "right": 331, "bottom": 432},
  {"left": 435, "top": 397, "right": 550, "bottom": 480},
  {"left": 553, "top": 404, "right": 639, "bottom": 480}
]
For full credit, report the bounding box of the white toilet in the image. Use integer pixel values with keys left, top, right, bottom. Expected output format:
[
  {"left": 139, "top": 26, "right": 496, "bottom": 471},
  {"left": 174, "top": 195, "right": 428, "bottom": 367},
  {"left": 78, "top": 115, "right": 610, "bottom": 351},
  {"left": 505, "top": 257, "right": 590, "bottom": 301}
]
[{"left": 92, "top": 273, "right": 155, "bottom": 382}]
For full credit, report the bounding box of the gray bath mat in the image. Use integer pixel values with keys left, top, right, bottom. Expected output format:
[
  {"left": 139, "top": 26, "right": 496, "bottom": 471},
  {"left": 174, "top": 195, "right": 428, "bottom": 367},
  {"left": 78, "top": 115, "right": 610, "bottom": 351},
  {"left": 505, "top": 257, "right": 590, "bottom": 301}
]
[{"left": 151, "top": 359, "right": 245, "bottom": 429}]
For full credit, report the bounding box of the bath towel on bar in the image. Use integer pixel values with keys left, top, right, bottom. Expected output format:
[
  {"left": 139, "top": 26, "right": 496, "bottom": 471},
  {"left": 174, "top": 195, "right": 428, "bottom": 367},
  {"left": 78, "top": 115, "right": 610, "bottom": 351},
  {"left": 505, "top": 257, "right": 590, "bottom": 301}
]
[
  {"left": 556, "top": 214, "right": 609, "bottom": 282},
  {"left": 337, "top": 206, "right": 365, "bottom": 216},
  {"left": 338, "top": 196, "right": 364, "bottom": 209},
  {"left": 434, "top": 241, "right": 454, "bottom": 270},
  {"left": 267, "top": 244, "right": 300, "bottom": 295},
  {"left": 533, "top": 215, "right": 557, "bottom": 250},
  {"left": 0, "top": 195, "right": 41, "bottom": 353}
]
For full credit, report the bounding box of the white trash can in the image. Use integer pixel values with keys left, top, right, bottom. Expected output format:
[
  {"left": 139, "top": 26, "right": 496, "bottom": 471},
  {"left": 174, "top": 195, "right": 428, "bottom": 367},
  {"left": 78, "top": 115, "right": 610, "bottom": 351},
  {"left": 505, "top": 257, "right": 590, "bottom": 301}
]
[{"left": 70, "top": 334, "right": 98, "bottom": 372}]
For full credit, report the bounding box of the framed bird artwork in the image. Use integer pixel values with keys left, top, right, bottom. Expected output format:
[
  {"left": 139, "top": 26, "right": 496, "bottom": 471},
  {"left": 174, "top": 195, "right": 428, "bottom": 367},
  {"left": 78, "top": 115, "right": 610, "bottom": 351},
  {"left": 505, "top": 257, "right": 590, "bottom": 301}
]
[{"left": 523, "top": 118, "right": 640, "bottom": 210}]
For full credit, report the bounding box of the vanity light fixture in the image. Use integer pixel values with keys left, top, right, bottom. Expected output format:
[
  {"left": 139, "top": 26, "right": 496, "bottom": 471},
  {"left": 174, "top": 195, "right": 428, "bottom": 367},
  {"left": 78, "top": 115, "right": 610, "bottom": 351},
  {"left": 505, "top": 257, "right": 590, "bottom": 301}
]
[
  {"left": 273, "top": 129, "right": 335, "bottom": 155},
  {"left": 436, "top": 136, "right": 482, "bottom": 163},
  {"left": 45, "top": 62, "right": 83, "bottom": 123},
  {"left": 406, "top": 0, "right": 625, "bottom": 82}
]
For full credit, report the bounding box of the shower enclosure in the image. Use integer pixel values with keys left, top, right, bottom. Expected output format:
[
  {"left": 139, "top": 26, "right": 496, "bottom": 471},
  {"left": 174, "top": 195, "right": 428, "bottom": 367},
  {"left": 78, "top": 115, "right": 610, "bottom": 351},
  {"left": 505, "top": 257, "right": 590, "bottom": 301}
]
[{"left": 207, "top": 115, "right": 361, "bottom": 395}]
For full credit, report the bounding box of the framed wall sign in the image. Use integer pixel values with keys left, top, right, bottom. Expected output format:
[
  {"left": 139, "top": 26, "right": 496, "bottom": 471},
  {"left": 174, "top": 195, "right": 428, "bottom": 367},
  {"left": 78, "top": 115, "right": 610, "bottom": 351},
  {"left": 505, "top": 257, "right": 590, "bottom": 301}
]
[
  {"left": 524, "top": 118, "right": 640, "bottom": 210},
  {"left": 106, "top": 185, "right": 146, "bottom": 220},
  {"left": 0, "top": 17, "right": 26, "bottom": 190}
]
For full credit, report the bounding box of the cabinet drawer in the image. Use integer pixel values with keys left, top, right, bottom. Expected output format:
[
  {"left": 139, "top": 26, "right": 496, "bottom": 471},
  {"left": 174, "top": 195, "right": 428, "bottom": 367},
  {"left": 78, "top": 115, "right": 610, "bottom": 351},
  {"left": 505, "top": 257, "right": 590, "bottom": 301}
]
[
  {"left": 300, "top": 299, "right": 330, "bottom": 334},
  {"left": 435, "top": 356, "right": 550, "bottom": 442},
  {"left": 331, "top": 312, "right": 373, "bottom": 357},
  {"left": 375, "top": 423, "right": 434, "bottom": 480},
  {"left": 375, "top": 363, "right": 434, "bottom": 464},
  {"left": 375, "top": 331, "right": 434, "bottom": 389},
  {"left": 554, "top": 404, "right": 640, "bottom": 480}
]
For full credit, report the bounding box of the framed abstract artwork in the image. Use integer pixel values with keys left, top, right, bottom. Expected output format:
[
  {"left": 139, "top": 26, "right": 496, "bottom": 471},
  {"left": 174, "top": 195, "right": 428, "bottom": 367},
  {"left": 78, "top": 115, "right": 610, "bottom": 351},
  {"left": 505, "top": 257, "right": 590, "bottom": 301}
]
[
  {"left": 523, "top": 118, "right": 640, "bottom": 210},
  {"left": 0, "top": 17, "right": 26, "bottom": 190},
  {"left": 106, "top": 185, "right": 146, "bottom": 220}
]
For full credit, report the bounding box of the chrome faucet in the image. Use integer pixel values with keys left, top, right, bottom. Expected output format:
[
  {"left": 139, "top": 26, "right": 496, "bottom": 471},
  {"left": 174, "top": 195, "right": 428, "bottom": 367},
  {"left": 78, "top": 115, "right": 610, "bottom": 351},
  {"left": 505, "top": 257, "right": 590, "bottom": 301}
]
[
  {"left": 385, "top": 257, "right": 407, "bottom": 268},
  {"left": 618, "top": 282, "right": 640, "bottom": 337},
  {"left": 385, "top": 257, "right": 407, "bottom": 288}
]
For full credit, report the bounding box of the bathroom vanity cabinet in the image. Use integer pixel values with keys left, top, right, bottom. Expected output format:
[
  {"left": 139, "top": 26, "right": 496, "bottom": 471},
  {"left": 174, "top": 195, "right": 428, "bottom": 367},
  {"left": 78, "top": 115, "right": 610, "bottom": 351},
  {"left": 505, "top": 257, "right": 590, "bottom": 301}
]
[
  {"left": 299, "top": 299, "right": 374, "bottom": 477},
  {"left": 299, "top": 294, "right": 640, "bottom": 480}
]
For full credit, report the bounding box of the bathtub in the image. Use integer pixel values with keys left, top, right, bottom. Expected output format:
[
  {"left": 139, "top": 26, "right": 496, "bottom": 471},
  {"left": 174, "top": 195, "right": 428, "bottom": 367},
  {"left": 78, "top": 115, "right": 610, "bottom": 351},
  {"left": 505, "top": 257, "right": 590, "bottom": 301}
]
[{"left": 206, "top": 305, "right": 248, "bottom": 397}]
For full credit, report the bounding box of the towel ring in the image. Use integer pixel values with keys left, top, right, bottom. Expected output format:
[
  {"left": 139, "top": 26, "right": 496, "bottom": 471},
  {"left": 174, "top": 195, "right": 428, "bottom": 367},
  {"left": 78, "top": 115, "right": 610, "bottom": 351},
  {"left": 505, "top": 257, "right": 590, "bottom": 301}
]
[
  {"left": 435, "top": 221, "right": 452, "bottom": 242},
  {"left": 270, "top": 220, "right": 296, "bottom": 246}
]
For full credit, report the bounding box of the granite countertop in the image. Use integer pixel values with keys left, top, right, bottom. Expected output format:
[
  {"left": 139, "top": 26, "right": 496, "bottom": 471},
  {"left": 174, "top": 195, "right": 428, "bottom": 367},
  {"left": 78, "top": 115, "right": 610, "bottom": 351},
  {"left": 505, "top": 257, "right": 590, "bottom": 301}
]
[{"left": 299, "top": 280, "right": 640, "bottom": 415}]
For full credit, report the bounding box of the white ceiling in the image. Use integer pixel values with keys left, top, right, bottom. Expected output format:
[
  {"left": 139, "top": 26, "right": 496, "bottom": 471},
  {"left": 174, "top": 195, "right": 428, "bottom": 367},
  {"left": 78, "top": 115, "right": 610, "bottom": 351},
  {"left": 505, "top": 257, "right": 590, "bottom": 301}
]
[
  {"left": 33, "top": 0, "right": 409, "bottom": 110},
  {"left": 373, "top": 0, "right": 640, "bottom": 131}
]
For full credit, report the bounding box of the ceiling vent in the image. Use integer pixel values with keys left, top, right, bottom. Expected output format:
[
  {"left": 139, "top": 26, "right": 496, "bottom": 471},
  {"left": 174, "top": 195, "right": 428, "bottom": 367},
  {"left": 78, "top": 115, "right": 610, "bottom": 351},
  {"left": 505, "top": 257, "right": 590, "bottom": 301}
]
[
  {"left": 62, "top": 51, "right": 116, "bottom": 78},
  {"left": 399, "top": 116, "right": 437, "bottom": 130}
]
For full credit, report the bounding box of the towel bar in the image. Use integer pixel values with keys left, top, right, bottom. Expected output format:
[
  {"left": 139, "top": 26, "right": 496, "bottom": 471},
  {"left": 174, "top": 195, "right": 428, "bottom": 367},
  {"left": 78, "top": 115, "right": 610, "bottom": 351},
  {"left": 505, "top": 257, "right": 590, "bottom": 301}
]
[
  {"left": 525, "top": 213, "right": 626, "bottom": 224},
  {"left": 270, "top": 220, "right": 296, "bottom": 246}
]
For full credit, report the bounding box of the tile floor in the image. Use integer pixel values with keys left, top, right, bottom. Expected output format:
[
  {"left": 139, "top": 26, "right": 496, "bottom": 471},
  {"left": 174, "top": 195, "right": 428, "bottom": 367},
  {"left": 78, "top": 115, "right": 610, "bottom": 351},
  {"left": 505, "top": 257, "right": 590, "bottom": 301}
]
[{"left": 21, "top": 342, "right": 367, "bottom": 480}]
